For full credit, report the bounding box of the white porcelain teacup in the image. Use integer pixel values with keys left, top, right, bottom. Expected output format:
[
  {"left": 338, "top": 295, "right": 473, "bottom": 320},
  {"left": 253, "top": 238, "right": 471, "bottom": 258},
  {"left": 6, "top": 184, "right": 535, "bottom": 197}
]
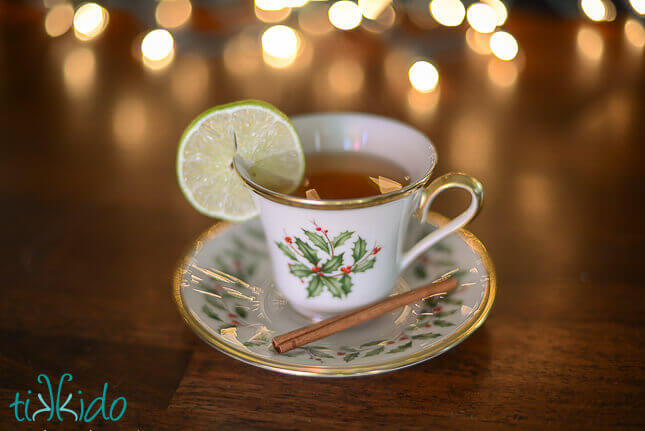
[{"left": 237, "top": 113, "right": 483, "bottom": 320}]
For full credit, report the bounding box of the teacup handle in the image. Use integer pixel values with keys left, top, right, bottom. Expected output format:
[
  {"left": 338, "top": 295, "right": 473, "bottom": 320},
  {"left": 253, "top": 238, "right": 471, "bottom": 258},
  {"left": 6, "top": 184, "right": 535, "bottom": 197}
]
[{"left": 400, "top": 173, "right": 484, "bottom": 271}]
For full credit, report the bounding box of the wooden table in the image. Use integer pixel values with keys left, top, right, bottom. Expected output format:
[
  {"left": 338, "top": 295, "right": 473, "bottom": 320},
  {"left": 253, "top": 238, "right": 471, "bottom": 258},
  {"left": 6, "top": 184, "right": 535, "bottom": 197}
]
[{"left": 1, "top": 4, "right": 643, "bottom": 429}]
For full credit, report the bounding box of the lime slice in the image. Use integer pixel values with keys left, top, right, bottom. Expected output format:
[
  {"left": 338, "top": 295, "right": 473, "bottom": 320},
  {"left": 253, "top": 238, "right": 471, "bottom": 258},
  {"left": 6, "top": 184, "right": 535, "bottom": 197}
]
[{"left": 177, "top": 100, "right": 304, "bottom": 221}]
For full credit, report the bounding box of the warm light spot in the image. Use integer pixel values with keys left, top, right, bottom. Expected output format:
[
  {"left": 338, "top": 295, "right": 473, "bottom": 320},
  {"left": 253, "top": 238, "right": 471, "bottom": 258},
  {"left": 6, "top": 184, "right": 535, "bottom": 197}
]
[
  {"left": 328, "top": 1, "right": 362, "bottom": 30},
  {"left": 171, "top": 54, "right": 210, "bottom": 108},
  {"left": 73, "top": 3, "right": 108, "bottom": 41},
  {"left": 362, "top": 4, "right": 396, "bottom": 33},
  {"left": 429, "top": 0, "right": 465, "bottom": 27},
  {"left": 577, "top": 26, "right": 604, "bottom": 61},
  {"left": 451, "top": 113, "right": 494, "bottom": 176},
  {"left": 384, "top": 48, "right": 413, "bottom": 92},
  {"left": 299, "top": 4, "right": 333, "bottom": 36},
  {"left": 45, "top": 3, "right": 74, "bottom": 37},
  {"left": 327, "top": 58, "right": 364, "bottom": 95},
  {"left": 581, "top": 0, "right": 606, "bottom": 22},
  {"left": 408, "top": 61, "right": 439, "bottom": 93},
  {"left": 255, "top": 5, "right": 291, "bottom": 23},
  {"left": 465, "top": 27, "right": 491, "bottom": 54},
  {"left": 256, "top": 0, "right": 286, "bottom": 11},
  {"left": 487, "top": 58, "right": 518, "bottom": 87},
  {"left": 155, "top": 0, "right": 192, "bottom": 29},
  {"left": 113, "top": 97, "right": 147, "bottom": 149},
  {"left": 482, "top": 0, "right": 507, "bottom": 26},
  {"left": 466, "top": 3, "right": 496, "bottom": 33},
  {"left": 63, "top": 47, "right": 95, "bottom": 97},
  {"left": 141, "top": 29, "right": 174, "bottom": 70},
  {"left": 358, "top": 0, "right": 391, "bottom": 20},
  {"left": 490, "top": 31, "right": 518, "bottom": 60},
  {"left": 223, "top": 33, "right": 260, "bottom": 76},
  {"left": 407, "top": 87, "right": 440, "bottom": 117},
  {"left": 625, "top": 18, "right": 645, "bottom": 48},
  {"left": 262, "top": 25, "right": 301, "bottom": 68},
  {"left": 629, "top": 0, "right": 645, "bottom": 14}
]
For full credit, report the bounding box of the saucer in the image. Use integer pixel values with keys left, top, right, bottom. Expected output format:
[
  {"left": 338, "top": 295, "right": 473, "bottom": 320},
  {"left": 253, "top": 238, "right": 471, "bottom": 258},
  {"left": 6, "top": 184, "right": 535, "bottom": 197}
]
[{"left": 173, "top": 212, "right": 496, "bottom": 377}]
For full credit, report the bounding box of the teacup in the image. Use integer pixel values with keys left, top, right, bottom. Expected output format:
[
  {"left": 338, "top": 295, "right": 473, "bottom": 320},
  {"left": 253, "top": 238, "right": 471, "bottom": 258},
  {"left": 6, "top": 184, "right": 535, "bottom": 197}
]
[{"left": 237, "top": 113, "right": 483, "bottom": 320}]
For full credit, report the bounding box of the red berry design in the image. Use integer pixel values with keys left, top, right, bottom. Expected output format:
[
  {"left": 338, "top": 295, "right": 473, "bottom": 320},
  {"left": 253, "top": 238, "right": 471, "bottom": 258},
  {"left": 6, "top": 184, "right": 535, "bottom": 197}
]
[
  {"left": 316, "top": 227, "right": 322, "bottom": 231},
  {"left": 285, "top": 236, "right": 293, "bottom": 244},
  {"left": 400, "top": 336, "right": 409, "bottom": 341},
  {"left": 312, "top": 266, "right": 321, "bottom": 273},
  {"left": 324, "top": 230, "right": 328, "bottom": 233},
  {"left": 425, "top": 324, "right": 431, "bottom": 328},
  {"left": 386, "top": 341, "right": 395, "bottom": 345},
  {"left": 231, "top": 320, "right": 240, "bottom": 326},
  {"left": 228, "top": 313, "right": 236, "bottom": 318},
  {"left": 337, "top": 352, "right": 345, "bottom": 356},
  {"left": 433, "top": 307, "right": 443, "bottom": 313},
  {"left": 372, "top": 247, "right": 382, "bottom": 255},
  {"left": 316, "top": 358, "right": 322, "bottom": 361}
]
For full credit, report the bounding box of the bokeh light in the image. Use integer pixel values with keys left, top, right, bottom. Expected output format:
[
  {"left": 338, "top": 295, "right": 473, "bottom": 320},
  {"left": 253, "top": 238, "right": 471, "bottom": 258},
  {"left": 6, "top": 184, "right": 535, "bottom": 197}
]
[
  {"left": 223, "top": 33, "right": 261, "bottom": 76},
  {"left": 328, "top": 1, "right": 362, "bottom": 30},
  {"left": 299, "top": 4, "right": 333, "bottom": 36},
  {"left": 466, "top": 3, "right": 496, "bottom": 33},
  {"left": 465, "top": 28, "right": 491, "bottom": 54},
  {"left": 581, "top": 0, "right": 606, "bottom": 22},
  {"left": 155, "top": 0, "right": 192, "bottom": 29},
  {"left": 407, "top": 87, "right": 440, "bottom": 118},
  {"left": 327, "top": 58, "right": 364, "bottom": 95},
  {"left": 482, "top": 0, "right": 507, "bottom": 26},
  {"left": 362, "top": 5, "right": 396, "bottom": 33},
  {"left": 113, "top": 96, "right": 147, "bottom": 149},
  {"left": 624, "top": 18, "right": 645, "bottom": 48},
  {"left": 63, "top": 47, "right": 95, "bottom": 98},
  {"left": 256, "top": 0, "right": 286, "bottom": 11},
  {"left": 429, "top": 0, "right": 465, "bottom": 27},
  {"left": 73, "top": 3, "right": 108, "bottom": 41},
  {"left": 629, "top": 0, "right": 645, "bottom": 14},
  {"left": 255, "top": 5, "right": 291, "bottom": 23},
  {"left": 490, "top": 31, "right": 518, "bottom": 61},
  {"left": 141, "top": 29, "right": 175, "bottom": 70},
  {"left": 487, "top": 58, "right": 518, "bottom": 87},
  {"left": 408, "top": 61, "right": 439, "bottom": 93},
  {"left": 262, "top": 25, "right": 301, "bottom": 69},
  {"left": 358, "top": 0, "right": 390, "bottom": 20},
  {"left": 577, "top": 26, "right": 604, "bottom": 61},
  {"left": 45, "top": 3, "right": 74, "bottom": 37}
]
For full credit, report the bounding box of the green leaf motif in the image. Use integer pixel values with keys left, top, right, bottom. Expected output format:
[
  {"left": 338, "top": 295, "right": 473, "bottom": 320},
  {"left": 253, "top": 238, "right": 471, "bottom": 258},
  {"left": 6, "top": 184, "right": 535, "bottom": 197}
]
[
  {"left": 387, "top": 341, "right": 413, "bottom": 354},
  {"left": 352, "top": 237, "right": 367, "bottom": 262},
  {"left": 308, "top": 348, "right": 334, "bottom": 358},
  {"left": 434, "top": 309, "right": 457, "bottom": 318},
  {"left": 202, "top": 305, "right": 221, "bottom": 321},
  {"left": 320, "top": 276, "right": 343, "bottom": 298},
  {"left": 340, "top": 274, "right": 353, "bottom": 295},
  {"left": 276, "top": 242, "right": 298, "bottom": 261},
  {"left": 320, "top": 253, "right": 344, "bottom": 273},
  {"left": 243, "top": 341, "right": 265, "bottom": 347},
  {"left": 364, "top": 346, "right": 384, "bottom": 357},
  {"left": 414, "top": 265, "right": 427, "bottom": 279},
  {"left": 235, "top": 306, "right": 247, "bottom": 318},
  {"left": 353, "top": 258, "right": 376, "bottom": 273},
  {"left": 290, "top": 263, "right": 313, "bottom": 278},
  {"left": 205, "top": 295, "right": 225, "bottom": 310},
  {"left": 307, "top": 276, "right": 324, "bottom": 298},
  {"left": 360, "top": 340, "right": 385, "bottom": 348},
  {"left": 443, "top": 298, "right": 463, "bottom": 306},
  {"left": 424, "top": 296, "right": 440, "bottom": 308},
  {"left": 332, "top": 231, "right": 354, "bottom": 248},
  {"left": 343, "top": 352, "right": 360, "bottom": 362},
  {"left": 296, "top": 238, "right": 320, "bottom": 265},
  {"left": 411, "top": 333, "right": 441, "bottom": 340},
  {"left": 303, "top": 230, "right": 330, "bottom": 254},
  {"left": 433, "top": 319, "right": 455, "bottom": 327}
]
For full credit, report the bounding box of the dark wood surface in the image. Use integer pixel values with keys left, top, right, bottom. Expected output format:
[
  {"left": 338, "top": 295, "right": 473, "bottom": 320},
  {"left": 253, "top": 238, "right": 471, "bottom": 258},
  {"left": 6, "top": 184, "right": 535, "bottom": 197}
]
[{"left": 2, "top": 4, "right": 644, "bottom": 430}]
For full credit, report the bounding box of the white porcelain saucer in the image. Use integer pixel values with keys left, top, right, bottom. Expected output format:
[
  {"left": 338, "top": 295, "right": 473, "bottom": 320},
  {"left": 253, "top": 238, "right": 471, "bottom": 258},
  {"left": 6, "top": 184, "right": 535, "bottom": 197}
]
[{"left": 173, "top": 212, "right": 496, "bottom": 377}]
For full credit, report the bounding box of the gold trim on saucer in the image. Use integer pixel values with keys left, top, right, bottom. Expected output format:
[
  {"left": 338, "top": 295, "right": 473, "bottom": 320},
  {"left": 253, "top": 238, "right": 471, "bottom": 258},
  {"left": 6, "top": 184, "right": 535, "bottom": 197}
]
[{"left": 172, "top": 212, "right": 496, "bottom": 377}]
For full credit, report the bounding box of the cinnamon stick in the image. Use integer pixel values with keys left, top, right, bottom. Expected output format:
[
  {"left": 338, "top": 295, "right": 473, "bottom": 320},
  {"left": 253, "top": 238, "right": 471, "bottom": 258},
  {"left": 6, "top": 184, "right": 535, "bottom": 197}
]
[{"left": 272, "top": 278, "right": 458, "bottom": 354}]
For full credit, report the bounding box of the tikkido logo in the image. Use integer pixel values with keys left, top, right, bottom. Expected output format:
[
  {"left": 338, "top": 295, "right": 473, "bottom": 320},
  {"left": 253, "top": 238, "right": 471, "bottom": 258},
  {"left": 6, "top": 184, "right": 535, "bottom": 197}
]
[{"left": 9, "top": 373, "right": 127, "bottom": 423}]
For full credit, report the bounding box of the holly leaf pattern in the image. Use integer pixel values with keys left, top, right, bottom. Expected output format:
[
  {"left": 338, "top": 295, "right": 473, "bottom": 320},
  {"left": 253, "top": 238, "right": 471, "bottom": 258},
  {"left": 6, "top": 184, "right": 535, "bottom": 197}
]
[
  {"left": 360, "top": 340, "right": 385, "bottom": 347},
  {"left": 290, "top": 263, "right": 313, "bottom": 278},
  {"left": 319, "top": 276, "right": 343, "bottom": 298},
  {"left": 434, "top": 309, "right": 457, "bottom": 318},
  {"left": 433, "top": 319, "right": 455, "bottom": 327},
  {"left": 303, "top": 230, "right": 329, "bottom": 254},
  {"left": 235, "top": 306, "right": 247, "bottom": 318},
  {"left": 412, "top": 332, "right": 441, "bottom": 340},
  {"left": 202, "top": 305, "right": 221, "bottom": 321},
  {"left": 353, "top": 258, "right": 376, "bottom": 273},
  {"left": 321, "top": 253, "right": 344, "bottom": 273},
  {"left": 332, "top": 231, "right": 354, "bottom": 248},
  {"left": 307, "top": 276, "right": 324, "bottom": 298},
  {"left": 340, "top": 274, "right": 353, "bottom": 295},
  {"left": 295, "top": 238, "right": 319, "bottom": 265},
  {"left": 343, "top": 352, "right": 360, "bottom": 362},
  {"left": 364, "top": 346, "right": 385, "bottom": 356},
  {"left": 352, "top": 237, "right": 367, "bottom": 262},
  {"left": 387, "top": 341, "right": 413, "bottom": 354},
  {"left": 276, "top": 242, "right": 298, "bottom": 261}
]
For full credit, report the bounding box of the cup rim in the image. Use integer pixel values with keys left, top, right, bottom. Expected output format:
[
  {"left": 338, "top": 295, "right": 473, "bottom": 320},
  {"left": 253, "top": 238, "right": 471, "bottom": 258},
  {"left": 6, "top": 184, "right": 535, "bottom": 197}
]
[{"left": 235, "top": 112, "right": 437, "bottom": 210}]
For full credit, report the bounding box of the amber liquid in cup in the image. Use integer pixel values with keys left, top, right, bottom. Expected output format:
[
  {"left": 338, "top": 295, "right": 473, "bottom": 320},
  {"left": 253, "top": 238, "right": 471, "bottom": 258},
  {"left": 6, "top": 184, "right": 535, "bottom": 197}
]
[{"left": 290, "top": 152, "right": 411, "bottom": 199}]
